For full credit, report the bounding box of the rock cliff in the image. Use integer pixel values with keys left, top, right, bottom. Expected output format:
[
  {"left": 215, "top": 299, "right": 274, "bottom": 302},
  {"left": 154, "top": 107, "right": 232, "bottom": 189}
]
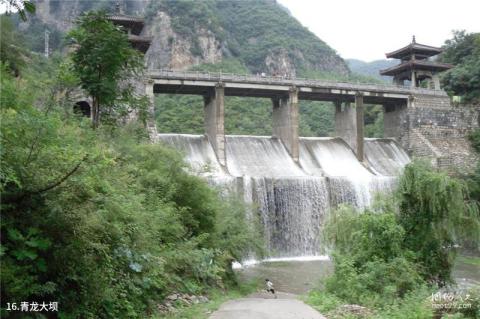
[{"left": 28, "top": 0, "right": 350, "bottom": 77}]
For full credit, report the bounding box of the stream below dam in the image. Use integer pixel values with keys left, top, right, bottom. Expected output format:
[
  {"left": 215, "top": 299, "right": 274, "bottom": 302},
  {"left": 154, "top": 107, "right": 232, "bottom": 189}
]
[{"left": 235, "top": 257, "right": 480, "bottom": 295}]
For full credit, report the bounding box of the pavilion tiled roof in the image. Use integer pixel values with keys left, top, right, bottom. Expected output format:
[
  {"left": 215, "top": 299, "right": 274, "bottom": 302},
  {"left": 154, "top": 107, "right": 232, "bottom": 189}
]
[
  {"left": 385, "top": 42, "right": 443, "bottom": 59},
  {"left": 128, "top": 34, "right": 152, "bottom": 54},
  {"left": 380, "top": 60, "right": 453, "bottom": 76},
  {"left": 107, "top": 14, "right": 145, "bottom": 35}
]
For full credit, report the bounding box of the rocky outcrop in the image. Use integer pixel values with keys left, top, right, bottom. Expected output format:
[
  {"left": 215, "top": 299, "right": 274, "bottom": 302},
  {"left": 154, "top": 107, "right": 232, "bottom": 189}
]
[
  {"left": 30, "top": 0, "right": 351, "bottom": 76},
  {"left": 264, "top": 48, "right": 348, "bottom": 78},
  {"left": 144, "top": 11, "right": 222, "bottom": 70},
  {"left": 265, "top": 48, "right": 296, "bottom": 77},
  {"left": 32, "top": 0, "right": 149, "bottom": 31},
  {"left": 32, "top": 0, "right": 224, "bottom": 70}
]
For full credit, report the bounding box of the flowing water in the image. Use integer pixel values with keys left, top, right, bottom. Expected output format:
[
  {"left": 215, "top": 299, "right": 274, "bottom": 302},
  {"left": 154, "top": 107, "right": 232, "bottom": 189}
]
[
  {"left": 158, "top": 134, "right": 410, "bottom": 258},
  {"left": 365, "top": 138, "right": 411, "bottom": 176},
  {"left": 235, "top": 257, "right": 480, "bottom": 294},
  {"left": 157, "top": 134, "right": 478, "bottom": 292}
]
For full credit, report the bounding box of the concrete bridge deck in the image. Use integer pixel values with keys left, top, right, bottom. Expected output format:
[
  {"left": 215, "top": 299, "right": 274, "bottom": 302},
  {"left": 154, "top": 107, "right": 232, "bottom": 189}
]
[
  {"left": 145, "top": 70, "right": 451, "bottom": 166},
  {"left": 148, "top": 69, "right": 447, "bottom": 104}
]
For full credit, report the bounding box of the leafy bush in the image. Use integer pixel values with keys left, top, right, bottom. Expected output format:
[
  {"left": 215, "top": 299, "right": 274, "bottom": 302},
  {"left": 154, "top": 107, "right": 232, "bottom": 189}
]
[
  {"left": 397, "top": 161, "right": 480, "bottom": 284},
  {"left": 0, "top": 60, "right": 261, "bottom": 318},
  {"left": 324, "top": 207, "right": 422, "bottom": 306},
  {"left": 312, "top": 161, "right": 480, "bottom": 317},
  {"left": 305, "top": 290, "right": 343, "bottom": 313},
  {"left": 441, "top": 31, "right": 480, "bottom": 103}
]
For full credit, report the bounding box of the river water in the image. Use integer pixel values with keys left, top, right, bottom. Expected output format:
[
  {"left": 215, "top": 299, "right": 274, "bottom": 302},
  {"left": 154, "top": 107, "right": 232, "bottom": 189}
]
[{"left": 235, "top": 257, "right": 480, "bottom": 294}]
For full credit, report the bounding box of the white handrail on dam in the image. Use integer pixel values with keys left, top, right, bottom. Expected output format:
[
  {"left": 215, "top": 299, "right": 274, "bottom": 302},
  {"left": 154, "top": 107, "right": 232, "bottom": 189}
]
[{"left": 148, "top": 69, "right": 448, "bottom": 96}]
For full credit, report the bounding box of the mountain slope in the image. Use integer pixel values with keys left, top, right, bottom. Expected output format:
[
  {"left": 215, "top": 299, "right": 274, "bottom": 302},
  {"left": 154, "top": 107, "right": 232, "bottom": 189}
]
[
  {"left": 347, "top": 59, "right": 396, "bottom": 81},
  {"left": 213, "top": 0, "right": 348, "bottom": 77},
  {"left": 23, "top": 0, "right": 367, "bottom": 138},
  {"left": 28, "top": 0, "right": 349, "bottom": 77}
]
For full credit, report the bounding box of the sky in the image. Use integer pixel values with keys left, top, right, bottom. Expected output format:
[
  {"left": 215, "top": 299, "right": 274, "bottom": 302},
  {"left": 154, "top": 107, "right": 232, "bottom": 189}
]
[{"left": 277, "top": 0, "right": 480, "bottom": 62}]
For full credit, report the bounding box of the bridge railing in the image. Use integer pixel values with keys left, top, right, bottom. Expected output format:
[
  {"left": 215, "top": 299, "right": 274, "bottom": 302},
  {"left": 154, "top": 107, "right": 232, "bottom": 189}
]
[{"left": 148, "top": 69, "right": 447, "bottom": 96}]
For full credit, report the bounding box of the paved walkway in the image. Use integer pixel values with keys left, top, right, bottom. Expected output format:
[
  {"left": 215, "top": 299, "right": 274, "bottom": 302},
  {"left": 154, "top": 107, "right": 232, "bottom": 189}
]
[{"left": 209, "top": 292, "right": 326, "bottom": 319}]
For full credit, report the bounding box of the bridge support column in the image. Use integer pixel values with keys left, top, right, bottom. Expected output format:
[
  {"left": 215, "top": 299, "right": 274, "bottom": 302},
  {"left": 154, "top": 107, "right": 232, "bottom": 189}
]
[
  {"left": 204, "top": 83, "right": 226, "bottom": 166},
  {"left": 272, "top": 87, "right": 299, "bottom": 162},
  {"left": 334, "top": 94, "right": 364, "bottom": 161},
  {"left": 355, "top": 93, "right": 364, "bottom": 162}
]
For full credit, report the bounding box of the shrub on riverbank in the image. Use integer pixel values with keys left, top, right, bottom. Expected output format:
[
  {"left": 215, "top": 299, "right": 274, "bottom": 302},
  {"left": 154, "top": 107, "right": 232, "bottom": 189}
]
[
  {"left": 308, "top": 161, "right": 480, "bottom": 318},
  {"left": 0, "top": 61, "right": 262, "bottom": 318}
]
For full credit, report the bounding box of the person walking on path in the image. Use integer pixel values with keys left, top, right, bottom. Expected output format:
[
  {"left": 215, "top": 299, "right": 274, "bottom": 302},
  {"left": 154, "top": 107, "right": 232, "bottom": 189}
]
[{"left": 265, "top": 279, "right": 277, "bottom": 299}]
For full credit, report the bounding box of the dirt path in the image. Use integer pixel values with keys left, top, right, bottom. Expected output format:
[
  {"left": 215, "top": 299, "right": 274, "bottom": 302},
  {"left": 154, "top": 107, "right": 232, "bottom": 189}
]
[{"left": 209, "top": 292, "right": 326, "bottom": 319}]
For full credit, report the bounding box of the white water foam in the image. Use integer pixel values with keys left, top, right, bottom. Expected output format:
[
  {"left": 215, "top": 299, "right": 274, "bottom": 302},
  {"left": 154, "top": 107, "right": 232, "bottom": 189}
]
[
  {"left": 232, "top": 255, "right": 331, "bottom": 269},
  {"left": 158, "top": 133, "right": 409, "bottom": 257}
]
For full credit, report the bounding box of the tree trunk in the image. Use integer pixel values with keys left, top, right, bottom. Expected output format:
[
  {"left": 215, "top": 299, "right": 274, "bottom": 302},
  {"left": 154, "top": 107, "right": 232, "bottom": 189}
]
[{"left": 92, "top": 97, "right": 100, "bottom": 129}]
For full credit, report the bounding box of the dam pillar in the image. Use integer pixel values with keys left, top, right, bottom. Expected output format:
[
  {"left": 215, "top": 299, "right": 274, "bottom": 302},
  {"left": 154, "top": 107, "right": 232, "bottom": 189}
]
[
  {"left": 355, "top": 93, "right": 364, "bottom": 162},
  {"left": 383, "top": 102, "right": 408, "bottom": 143},
  {"left": 334, "top": 93, "right": 364, "bottom": 161},
  {"left": 272, "top": 87, "right": 299, "bottom": 162},
  {"left": 204, "top": 83, "right": 226, "bottom": 166}
]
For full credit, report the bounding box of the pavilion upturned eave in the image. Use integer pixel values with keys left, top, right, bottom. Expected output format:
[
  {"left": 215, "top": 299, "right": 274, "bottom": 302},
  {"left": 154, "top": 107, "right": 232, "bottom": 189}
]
[
  {"left": 128, "top": 34, "right": 152, "bottom": 53},
  {"left": 107, "top": 15, "right": 145, "bottom": 35},
  {"left": 380, "top": 60, "right": 453, "bottom": 76},
  {"left": 385, "top": 43, "right": 443, "bottom": 60}
]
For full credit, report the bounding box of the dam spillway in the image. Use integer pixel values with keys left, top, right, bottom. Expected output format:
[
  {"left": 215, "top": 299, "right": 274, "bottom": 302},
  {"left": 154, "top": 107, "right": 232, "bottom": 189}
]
[{"left": 158, "top": 134, "right": 410, "bottom": 257}]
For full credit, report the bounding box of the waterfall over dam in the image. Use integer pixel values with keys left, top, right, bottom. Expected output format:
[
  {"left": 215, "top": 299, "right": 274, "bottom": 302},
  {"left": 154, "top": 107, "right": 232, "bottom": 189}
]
[{"left": 158, "top": 134, "right": 410, "bottom": 257}]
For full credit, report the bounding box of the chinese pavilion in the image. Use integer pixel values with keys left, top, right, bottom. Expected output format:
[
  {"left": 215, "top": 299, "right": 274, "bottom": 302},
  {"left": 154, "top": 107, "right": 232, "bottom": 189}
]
[
  {"left": 107, "top": 3, "right": 152, "bottom": 54},
  {"left": 380, "top": 36, "right": 453, "bottom": 89}
]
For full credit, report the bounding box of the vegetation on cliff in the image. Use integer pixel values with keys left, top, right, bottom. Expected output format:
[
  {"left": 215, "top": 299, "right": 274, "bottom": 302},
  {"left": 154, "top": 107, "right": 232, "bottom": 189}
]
[{"left": 145, "top": 0, "right": 349, "bottom": 76}]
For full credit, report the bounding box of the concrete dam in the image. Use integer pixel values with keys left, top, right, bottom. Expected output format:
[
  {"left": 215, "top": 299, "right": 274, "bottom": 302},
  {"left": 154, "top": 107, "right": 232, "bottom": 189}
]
[
  {"left": 146, "top": 70, "right": 477, "bottom": 258},
  {"left": 158, "top": 134, "right": 410, "bottom": 257}
]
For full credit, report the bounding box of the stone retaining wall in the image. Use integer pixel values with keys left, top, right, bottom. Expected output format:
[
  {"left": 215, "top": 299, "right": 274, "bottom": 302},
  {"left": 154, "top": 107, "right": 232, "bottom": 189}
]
[{"left": 390, "top": 94, "right": 480, "bottom": 172}]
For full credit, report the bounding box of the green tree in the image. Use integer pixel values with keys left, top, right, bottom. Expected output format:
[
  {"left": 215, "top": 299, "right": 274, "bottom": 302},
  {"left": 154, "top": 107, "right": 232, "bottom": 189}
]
[
  {"left": 1, "top": 61, "right": 261, "bottom": 317},
  {"left": 463, "top": 129, "right": 480, "bottom": 252},
  {"left": 397, "top": 161, "right": 479, "bottom": 284},
  {"left": 324, "top": 206, "right": 423, "bottom": 307},
  {"left": 0, "top": 0, "right": 35, "bottom": 21},
  {"left": 441, "top": 31, "right": 480, "bottom": 103},
  {"left": 322, "top": 161, "right": 480, "bottom": 312},
  {"left": 0, "top": 16, "right": 27, "bottom": 76},
  {"left": 68, "top": 11, "right": 144, "bottom": 128}
]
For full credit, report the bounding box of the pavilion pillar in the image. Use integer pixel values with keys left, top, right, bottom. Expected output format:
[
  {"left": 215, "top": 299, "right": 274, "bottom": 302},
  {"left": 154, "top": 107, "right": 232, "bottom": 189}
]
[
  {"left": 432, "top": 73, "right": 441, "bottom": 90},
  {"left": 334, "top": 94, "right": 364, "bottom": 161},
  {"left": 411, "top": 70, "right": 417, "bottom": 88},
  {"left": 393, "top": 76, "right": 403, "bottom": 86},
  {"left": 272, "top": 87, "right": 299, "bottom": 162},
  {"left": 204, "top": 83, "right": 226, "bottom": 166}
]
